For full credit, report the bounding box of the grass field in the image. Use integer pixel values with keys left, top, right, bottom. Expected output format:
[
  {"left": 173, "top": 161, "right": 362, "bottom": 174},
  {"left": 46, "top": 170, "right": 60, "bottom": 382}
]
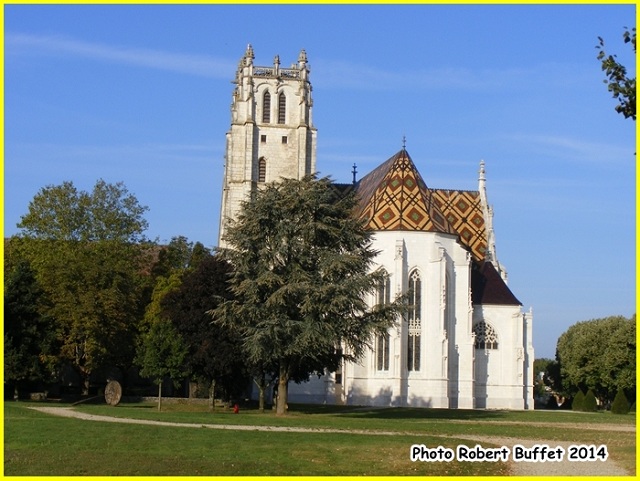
[{"left": 4, "top": 400, "right": 636, "bottom": 476}]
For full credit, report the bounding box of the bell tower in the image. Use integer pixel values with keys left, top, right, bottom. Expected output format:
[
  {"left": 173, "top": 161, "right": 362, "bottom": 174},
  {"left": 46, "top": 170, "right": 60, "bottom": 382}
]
[{"left": 218, "top": 44, "right": 317, "bottom": 247}]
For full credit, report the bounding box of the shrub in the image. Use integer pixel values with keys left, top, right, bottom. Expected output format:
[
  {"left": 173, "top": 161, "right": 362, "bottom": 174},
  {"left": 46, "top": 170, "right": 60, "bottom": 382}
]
[
  {"left": 583, "top": 389, "right": 598, "bottom": 412},
  {"left": 571, "top": 390, "right": 585, "bottom": 411},
  {"left": 611, "top": 389, "right": 630, "bottom": 414}
]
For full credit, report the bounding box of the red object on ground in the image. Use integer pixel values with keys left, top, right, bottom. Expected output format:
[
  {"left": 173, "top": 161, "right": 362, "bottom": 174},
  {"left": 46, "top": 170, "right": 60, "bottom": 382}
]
[{"left": 233, "top": 404, "right": 239, "bottom": 414}]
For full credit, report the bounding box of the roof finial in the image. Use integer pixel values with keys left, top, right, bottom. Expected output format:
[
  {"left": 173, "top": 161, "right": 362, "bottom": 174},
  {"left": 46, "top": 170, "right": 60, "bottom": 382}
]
[
  {"left": 402, "top": 135, "right": 407, "bottom": 150},
  {"left": 243, "top": 44, "right": 254, "bottom": 66},
  {"left": 298, "top": 48, "right": 308, "bottom": 66},
  {"left": 352, "top": 163, "right": 358, "bottom": 186}
]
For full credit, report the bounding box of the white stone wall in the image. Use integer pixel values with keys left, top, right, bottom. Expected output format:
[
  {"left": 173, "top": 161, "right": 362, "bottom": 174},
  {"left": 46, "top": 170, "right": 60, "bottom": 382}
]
[
  {"left": 343, "top": 230, "right": 474, "bottom": 408},
  {"left": 472, "top": 304, "right": 533, "bottom": 409}
]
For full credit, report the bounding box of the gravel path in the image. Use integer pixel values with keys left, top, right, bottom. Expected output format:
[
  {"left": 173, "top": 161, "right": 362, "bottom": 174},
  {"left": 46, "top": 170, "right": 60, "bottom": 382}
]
[{"left": 29, "top": 406, "right": 632, "bottom": 476}]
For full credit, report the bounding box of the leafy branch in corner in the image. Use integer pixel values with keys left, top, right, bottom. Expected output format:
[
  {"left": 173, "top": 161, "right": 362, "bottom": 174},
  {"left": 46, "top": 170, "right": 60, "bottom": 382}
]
[{"left": 596, "top": 27, "right": 636, "bottom": 121}]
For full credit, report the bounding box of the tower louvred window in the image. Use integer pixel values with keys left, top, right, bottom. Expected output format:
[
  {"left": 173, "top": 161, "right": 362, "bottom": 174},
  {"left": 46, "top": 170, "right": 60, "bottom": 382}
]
[
  {"left": 278, "top": 92, "right": 286, "bottom": 124},
  {"left": 262, "top": 91, "right": 271, "bottom": 123}
]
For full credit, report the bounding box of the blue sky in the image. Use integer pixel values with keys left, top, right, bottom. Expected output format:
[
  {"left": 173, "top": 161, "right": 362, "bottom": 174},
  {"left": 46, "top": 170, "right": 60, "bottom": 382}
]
[{"left": 4, "top": 4, "right": 636, "bottom": 359}]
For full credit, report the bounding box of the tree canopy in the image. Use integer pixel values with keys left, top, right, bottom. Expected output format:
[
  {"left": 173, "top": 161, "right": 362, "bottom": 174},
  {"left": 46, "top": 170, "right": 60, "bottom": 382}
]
[
  {"left": 18, "top": 179, "right": 149, "bottom": 242},
  {"left": 596, "top": 27, "right": 636, "bottom": 121},
  {"left": 214, "top": 175, "right": 402, "bottom": 414},
  {"left": 11, "top": 179, "right": 152, "bottom": 394},
  {"left": 136, "top": 316, "right": 189, "bottom": 411},
  {"left": 162, "top": 254, "right": 249, "bottom": 402},
  {"left": 555, "top": 315, "right": 635, "bottom": 404},
  {"left": 4, "top": 259, "right": 57, "bottom": 395}
]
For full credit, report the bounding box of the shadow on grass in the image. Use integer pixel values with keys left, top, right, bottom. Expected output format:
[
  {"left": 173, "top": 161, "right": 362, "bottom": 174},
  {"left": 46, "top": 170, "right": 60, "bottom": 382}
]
[{"left": 287, "top": 403, "right": 510, "bottom": 421}]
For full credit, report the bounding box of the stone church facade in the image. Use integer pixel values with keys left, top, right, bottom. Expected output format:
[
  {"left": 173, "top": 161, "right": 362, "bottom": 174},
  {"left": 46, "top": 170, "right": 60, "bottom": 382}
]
[{"left": 219, "top": 46, "right": 535, "bottom": 410}]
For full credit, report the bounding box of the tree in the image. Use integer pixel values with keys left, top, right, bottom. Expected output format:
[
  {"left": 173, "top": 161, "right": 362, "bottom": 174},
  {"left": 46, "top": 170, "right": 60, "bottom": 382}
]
[
  {"left": 213, "top": 175, "right": 403, "bottom": 415},
  {"left": 162, "top": 255, "right": 249, "bottom": 408},
  {"left": 151, "top": 236, "right": 204, "bottom": 279},
  {"left": 533, "top": 358, "right": 553, "bottom": 396},
  {"left": 141, "top": 272, "right": 184, "bottom": 332},
  {"left": 571, "top": 389, "right": 585, "bottom": 412},
  {"left": 602, "top": 314, "right": 636, "bottom": 395},
  {"left": 136, "top": 317, "right": 188, "bottom": 411},
  {"left": 14, "top": 179, "right": 152, "bottom": 394},
  {"left": 18, "top": 179, "right": 149, "bottom": 242},
  {"left": 583, "top": 389, "right": 598, "bottom": 412},
  {"left": 611, "top": 389, "right": 630, "bottom": 414},
  {"left": 544, "top": 358, "right": 563, "bottom": 395},
  {"left": 555, "top": 315, "right": 635, "bottom": 404},
  {"left": 596, "top": 27, "right": 636, "bottom": 120},
  {"left": 4, "top": 259, "right": 57, "bottom": 397}
]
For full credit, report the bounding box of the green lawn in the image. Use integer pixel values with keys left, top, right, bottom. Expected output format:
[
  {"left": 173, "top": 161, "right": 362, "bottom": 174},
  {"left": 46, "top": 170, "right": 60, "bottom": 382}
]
[{"left": 4, "top": 401, "right": 635, "bottom": 476}]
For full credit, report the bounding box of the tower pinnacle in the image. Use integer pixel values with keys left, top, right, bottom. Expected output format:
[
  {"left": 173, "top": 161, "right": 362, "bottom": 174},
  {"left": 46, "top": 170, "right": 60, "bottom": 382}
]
[
  {"left": 478, "top": 160, "right": 506, "bottom": 281},
  {"left": 219, "top": 46, "right": 317, "bottom": 247}
]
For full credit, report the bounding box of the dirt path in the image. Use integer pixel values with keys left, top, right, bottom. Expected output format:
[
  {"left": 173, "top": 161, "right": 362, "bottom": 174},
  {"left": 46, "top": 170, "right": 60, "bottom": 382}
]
[{"left": 29, "top": 406, "right": 631, "bottom": 476}]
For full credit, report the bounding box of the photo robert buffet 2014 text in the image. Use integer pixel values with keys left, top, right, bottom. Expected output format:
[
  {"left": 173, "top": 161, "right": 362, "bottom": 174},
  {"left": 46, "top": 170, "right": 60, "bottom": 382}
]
[{"left": 410, "top": 444, "right": 608, "bottom": 463}]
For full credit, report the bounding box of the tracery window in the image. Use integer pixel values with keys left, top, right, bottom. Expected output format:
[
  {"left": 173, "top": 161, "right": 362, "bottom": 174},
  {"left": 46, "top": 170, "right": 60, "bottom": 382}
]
[
  {"left": 258, "top": 157, "right": 266, "bottom": 183},
  {"left": 473, "top": 321, "right": 499, "bottom": 350},
  {"left": 262, "top": 91, "right": 271, "bottom": 123},
  {"left": 376, "top": 271, "right": 391, "bottom": 306},
  {"left": 376, "top": 333, "right": 390, "bottom": 371},
  {"left": 376, "top": 271, "right": 391, "bottom": 371},
  {"left": 407, "top": 270, "right": 421, "bottom": 371},
  {"left": 278, "top": 92, "right": 286, "bottom": 124}
]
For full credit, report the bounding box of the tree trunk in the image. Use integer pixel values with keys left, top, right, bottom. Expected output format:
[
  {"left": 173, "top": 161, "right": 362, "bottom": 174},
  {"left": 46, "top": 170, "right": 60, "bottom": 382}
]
[
  {"left": 157, "top": 381, "right": 163, "bottom": 412},
  {"left": 82, "top": 376, "right": 90, "bottom": 397},
  {"left": 209, "top": 379, "right": 216, "bottom": 412},
  {"left": 276, "top": 364, "right": 289, "bottom": 416},
  {"left": 258, "top": 384, "right": 265, "bottom": 413},
  {"left": 253, "top": 374, "right": 267, "bottom": 413}
]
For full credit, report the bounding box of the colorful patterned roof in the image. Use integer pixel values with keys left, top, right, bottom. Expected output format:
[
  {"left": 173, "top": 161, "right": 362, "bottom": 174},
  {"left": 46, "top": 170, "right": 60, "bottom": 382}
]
[
  {"left": 354, "top": 150, "right": 456, "bottom": 235},
  {"left": 432, "top": 189, "right": 488, "bottom": 261},
  {"left": 355, "top": 149, "right": 488, "bottom": 261}
]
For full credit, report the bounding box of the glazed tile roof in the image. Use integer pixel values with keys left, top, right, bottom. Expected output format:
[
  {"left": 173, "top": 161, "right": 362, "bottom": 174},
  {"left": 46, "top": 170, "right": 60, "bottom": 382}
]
[
  {"left": 354, "top": 150, "right": 456, "bottom": 235},
  {"left": 431, "top": 189, "right": 488, "bottom": 261},
  {"left": 350, "top": 148, "right": 514, "bottom": 306},
  {"left": 353, "top": 149, "right": 488, "bottom": 261}
]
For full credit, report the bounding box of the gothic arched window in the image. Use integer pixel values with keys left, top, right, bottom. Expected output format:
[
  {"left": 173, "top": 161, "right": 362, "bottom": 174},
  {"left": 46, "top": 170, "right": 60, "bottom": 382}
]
[
  {"left": 376, "top": 331, "right": 390, "bottom": 372},
  {"left": 375, "top": 270, "right": 391, "bottom": 371},
  {"left": 473, "top": 321, "right": 499, "bottom": 350},
  {"left": 407, "top": 270, "right": 421, "bottom": 324},
  {"left": 262, "top": 91, "right": 271, "bottom": 123},
  {"left": 407, "top": 270, "right": 422, "bottom": 371},
  {"left": 376, "top": 270, "right": 391, "bottom": 306},
  {"left": 258, "top": 157, "right": 266, "bottom": 183},
  {"left": 278, "top": 92, "right": 286, "bottom": 124}
]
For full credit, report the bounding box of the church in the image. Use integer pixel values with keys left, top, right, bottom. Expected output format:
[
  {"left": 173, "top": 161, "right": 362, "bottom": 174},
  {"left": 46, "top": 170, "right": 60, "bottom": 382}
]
[{"left": 219, "top": 45, "right": 535, "bottom": 410}]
